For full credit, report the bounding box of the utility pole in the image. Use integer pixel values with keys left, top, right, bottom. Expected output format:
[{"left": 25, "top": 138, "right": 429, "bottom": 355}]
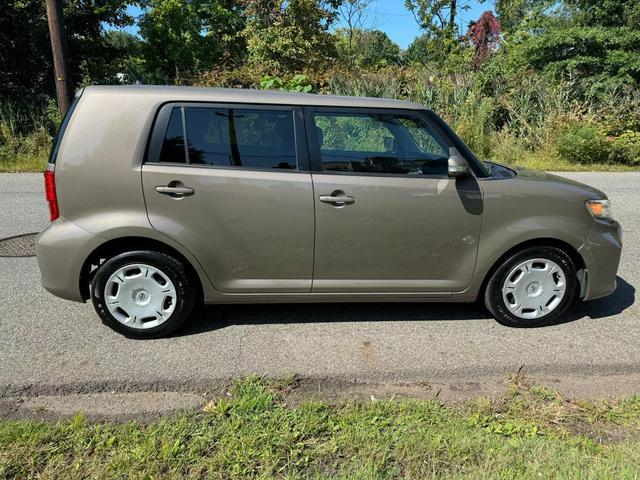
[{"left": 45, "top": 0, "right": 72, "bottom": 118}]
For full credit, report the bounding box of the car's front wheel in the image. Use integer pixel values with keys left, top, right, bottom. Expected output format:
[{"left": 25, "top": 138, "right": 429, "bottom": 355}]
[
  {"left": 484, "top": 246, "right": 578, "bottom": 327},
  {"left": 91, "top": 250, "right": 197, "bottom": 338}
]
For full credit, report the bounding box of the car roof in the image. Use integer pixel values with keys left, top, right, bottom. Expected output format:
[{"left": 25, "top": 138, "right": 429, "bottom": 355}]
[{"left": 82, "top": 85, "right": 428, "bottom": 111}]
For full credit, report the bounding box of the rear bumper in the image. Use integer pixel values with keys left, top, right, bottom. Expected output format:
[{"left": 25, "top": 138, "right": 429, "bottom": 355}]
[
  {"left": 36, "top": 218, "right": 99, "bottom": 302},
  {"left": 579, "top": 220, "right": 622, "bottom": 300}
]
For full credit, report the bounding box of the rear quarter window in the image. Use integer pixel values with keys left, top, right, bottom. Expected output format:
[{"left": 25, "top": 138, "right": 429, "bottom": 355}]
[{"left": 158, "top": 107, "right": 186, "bottom": 163}]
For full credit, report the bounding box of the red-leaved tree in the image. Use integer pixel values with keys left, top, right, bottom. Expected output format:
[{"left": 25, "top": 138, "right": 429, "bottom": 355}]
[{"left": 467, "top": 11, "right": 501, "bottom": 67}]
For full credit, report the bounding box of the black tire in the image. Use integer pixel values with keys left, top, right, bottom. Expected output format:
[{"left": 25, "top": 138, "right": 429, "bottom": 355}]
[
  {"left": 484, "top": 246, "right": 578, "bottom": 328},
  {"left": 91, "top": 250, "right": 197, "bottom": 339}
]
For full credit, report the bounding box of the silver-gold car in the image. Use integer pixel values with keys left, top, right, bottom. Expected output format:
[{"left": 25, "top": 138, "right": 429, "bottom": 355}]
[{"left": 36, "top": 86, "right": 622, "bottom": 338}]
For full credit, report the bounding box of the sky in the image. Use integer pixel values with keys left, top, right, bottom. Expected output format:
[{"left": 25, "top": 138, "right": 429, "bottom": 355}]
[
  {"left": 341, "top": 0, "right": 495, "bottom": 49},
  {"left": 115, "top": 0, "right": 495, "bottom": 50}
]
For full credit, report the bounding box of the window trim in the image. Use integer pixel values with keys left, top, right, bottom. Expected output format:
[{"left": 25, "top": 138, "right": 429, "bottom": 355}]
[
  {"left": 145, "top": 102, "right": 309, "bottom": 172},
  {"left": 303, "top": 106, "right": 487, "bottom": 179}
]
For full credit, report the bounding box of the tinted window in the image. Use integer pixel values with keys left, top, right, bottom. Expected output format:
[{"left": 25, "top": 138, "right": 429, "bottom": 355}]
[
  {"left": 314, "top": 112, "right": 449, "bottom": 175},
  {"left": 185, "top": 107, "right": 297, "bottom": 169},
  {"left": 158, "top": 107, "right": 186, "bottom": 163}
]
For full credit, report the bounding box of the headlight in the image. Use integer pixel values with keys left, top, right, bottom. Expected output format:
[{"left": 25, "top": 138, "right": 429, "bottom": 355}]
[{"left": 586, "top": 199, "right": 613, "bottom": 220}]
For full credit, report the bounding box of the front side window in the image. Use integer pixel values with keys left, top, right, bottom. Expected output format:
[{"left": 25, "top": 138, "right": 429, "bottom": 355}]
[
  {"left": 313, "top": 111, "right": 449, "bottom": 175},
  {"left": 184, "top": 107, "right": 297, "bottom": 169}
]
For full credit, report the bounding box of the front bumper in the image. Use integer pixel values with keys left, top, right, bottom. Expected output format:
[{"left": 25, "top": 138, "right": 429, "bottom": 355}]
[
  {"left": 36, "top": 218, "right": 100, "bottom": 302},
  {"left": 578, "top": 219, "right": 622, "bottom": 300}
]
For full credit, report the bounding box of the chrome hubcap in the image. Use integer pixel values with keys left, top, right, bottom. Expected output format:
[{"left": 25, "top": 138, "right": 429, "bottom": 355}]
[
  {"left": 104, "top": 263, "right": 177, "bottom": 329},
  {"left": 501, "top": 258, "right": 566, "bottom": 319}
]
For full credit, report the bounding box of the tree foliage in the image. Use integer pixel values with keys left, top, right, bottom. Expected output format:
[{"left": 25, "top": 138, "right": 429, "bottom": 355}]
[
  {"left": 467, "top": 11, "right": 501, "bottom": 67},
  {"left": 1, "top": 0, "right": 135, "bottom": 100},
  {"left": 242, "top": 0, "right": 340, "bottom": 73},
  {"left": 334, "top": 29, "right": 401, "bottom": 68},
  {"left": 139, "top": 0, "right": 246, "bottom": 83}
]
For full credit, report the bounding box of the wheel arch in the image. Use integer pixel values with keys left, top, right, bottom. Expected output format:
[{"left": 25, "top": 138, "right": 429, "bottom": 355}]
[
  {"left": 79, "top": 236, "right": 204, "bottom": 302},
  {"left": 477, "top": 237, "right": 586, "bottom": 302}
]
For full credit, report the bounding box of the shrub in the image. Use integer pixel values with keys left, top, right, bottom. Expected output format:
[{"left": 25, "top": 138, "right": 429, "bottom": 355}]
[
  {"left": 609, "top": 131, "right": 640, "bottom": 165},
  {"left": 259, "top": 74, "right": 313, "bottom": 93},
  {"left": 556, "top": 123, "right": 611, "bottom": 164}
]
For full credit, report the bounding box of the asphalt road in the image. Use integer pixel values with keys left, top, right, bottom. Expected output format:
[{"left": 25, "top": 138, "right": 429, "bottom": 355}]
[{"left": 0, "top": 172, "right": 638, "bottom": 405}]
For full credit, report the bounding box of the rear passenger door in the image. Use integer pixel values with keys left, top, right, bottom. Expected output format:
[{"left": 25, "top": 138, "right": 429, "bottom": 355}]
[
  {"left": 142, "top": 103, "right": 314, "bottom": 293},
  {"left": 306, "top": 107, "right": 483, "bottom": 294}
]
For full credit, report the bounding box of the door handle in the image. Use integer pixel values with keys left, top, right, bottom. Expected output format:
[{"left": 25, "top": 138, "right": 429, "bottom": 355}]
[
  {"left": 155, "top": 185, "right": 194, "bottom": 197},
  {"left": 319, "top": 193, "right": 355, "bottom": 205}
]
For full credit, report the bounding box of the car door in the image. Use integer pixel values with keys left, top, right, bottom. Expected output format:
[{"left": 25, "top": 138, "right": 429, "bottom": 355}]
[
  {"left": 142, "top": 103, "right": 314, "bottom": 293},
  {"left": 306, "top": 107, "right": 483, "bottom": 294}
]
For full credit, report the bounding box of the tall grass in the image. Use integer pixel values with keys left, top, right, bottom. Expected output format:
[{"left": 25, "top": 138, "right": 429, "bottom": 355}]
[
  {"left": 0, "top": 99, "right": 58, "bottom": 172},
  {"left": 326, "top": 66, "right": 640, "bottom": 169},
  {"left": 3, "top": 69, "right": 639, "bottom": 172}
]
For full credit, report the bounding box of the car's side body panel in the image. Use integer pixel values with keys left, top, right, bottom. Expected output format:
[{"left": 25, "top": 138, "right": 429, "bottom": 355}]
[
  {"left": 142, "top": 164, "right": 316, "bottom": 293},
  {"left": 462, "top": 173, "right": 618, "bottom": 301},
  {"left": 310, "top": 173, "right": 483, "bottom": 293},
  {"left": 35, "top": 85, "right": 621, "bottom": 308}
]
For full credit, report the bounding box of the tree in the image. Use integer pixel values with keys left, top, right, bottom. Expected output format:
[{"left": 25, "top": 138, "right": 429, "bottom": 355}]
[
  {"left": 467, "top": 11, "right": 501, "bottom": 67},
  {"left": 104, "top": 31, "right": 146, "bottom": 84},
  {"left": 494, "top": 0, "right": 550, "bottom": 33},
  {"left": 403, "top": 0, "right": 473, "bottom": 69},
  {"left": 243, "top": 0, "right": 341, "bottom": 73},
  {"left": 404, "top": 0, "right": 467, "bottom": 36},
  {"left": 334, "top": 29, "right": 400, "bottom": 68},
  {"left": 0, "top": 0, "right": 135, "bottom": 102},
  {"left": 139, "top": 0, "right": 246, "bottom": 84},
  {"left": 338, "top": 0, "right": 376, "bottom": 53},
  {"left": 564, "top": 0, "right": 640, "bottom": 28},
  {"left": 493, "top": 0, "right": 640, "bottom": 94}
]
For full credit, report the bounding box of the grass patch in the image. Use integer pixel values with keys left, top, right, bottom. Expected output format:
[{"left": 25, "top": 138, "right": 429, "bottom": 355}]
[
  {"left": 0, "top": 149, "right": 49, "bottom": 173},
  {"left": 2, "top": 377, "right": 640, "bottom": 478},
  {"left": 490, "top": 133, "right": 638, "bottom": 172},
  {"left": 0, "top": 128, "right": 51, "bottom": 173},
  {"left": 0, "top": 101, "right": 53, "bottom": 173}
]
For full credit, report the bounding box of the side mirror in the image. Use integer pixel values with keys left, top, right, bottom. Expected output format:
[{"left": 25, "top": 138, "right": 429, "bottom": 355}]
[{"left": 448, "top": 147, "right": 469, "bottom": 177}]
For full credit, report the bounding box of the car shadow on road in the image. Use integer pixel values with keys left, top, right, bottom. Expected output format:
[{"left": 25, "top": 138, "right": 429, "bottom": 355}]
[
  {"left": 177, "top": 276, "right": 635, "bottom": 337},
  {"left": 565, "top": 275, "right": 635, "bottom": 322}
]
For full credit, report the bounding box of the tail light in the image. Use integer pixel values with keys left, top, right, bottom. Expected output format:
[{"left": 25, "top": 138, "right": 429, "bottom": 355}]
[{"left": 44, "top": 169, "right": 59, "bottom": 221}]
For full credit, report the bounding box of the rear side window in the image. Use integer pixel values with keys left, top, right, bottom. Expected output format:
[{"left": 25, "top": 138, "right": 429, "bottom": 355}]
[
  {"left": 185, "top": 107, "right": 297, "bottom": 169},
  {"left": 158, "top": 108, "right": 186, "bottom": 163},
  {"left": 149, "top": 105, "right": 298, "bottom": 170}
]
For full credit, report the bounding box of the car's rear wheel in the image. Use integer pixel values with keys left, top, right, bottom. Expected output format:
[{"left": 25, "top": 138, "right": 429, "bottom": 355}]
[
  {"left": 91, "top": 250, "right": 197, "bottom": 338},
  {"left": 484, "top": 246, "right": 578, "bottom": 327}
]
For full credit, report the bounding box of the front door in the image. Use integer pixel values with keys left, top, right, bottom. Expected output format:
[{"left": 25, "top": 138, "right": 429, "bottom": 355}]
[
  {"left": 307, "top": 108, "right": 483, "bottom": 294},
  {"left": 142, "top": 103, "right": 314, "bottom": 293}
]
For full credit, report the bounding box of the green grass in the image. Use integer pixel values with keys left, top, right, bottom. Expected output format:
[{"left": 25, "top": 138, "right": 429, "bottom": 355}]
[
  {"left": 500, "top": 156, "right": 638, "bottom": 172},
  {"left": 3, "top": 377, "right": 640, "bottom": 479},
  {"left": 0, "top": 128, "right": 51, "bottom": 173},
  {"left": 0, "top": 100, "right": 55, "bottom": 173},
  {"left": 0, "top": 150, "right": 49, "bottom": 172}
]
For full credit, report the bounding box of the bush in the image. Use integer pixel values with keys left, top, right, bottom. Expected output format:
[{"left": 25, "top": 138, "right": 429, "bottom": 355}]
[
  {"left": 259, "top": 74, "right": 313, "bottom": 93},
  {"left": 610, "top": 131, "right": 640, "bottom": 165},
  {"left": 0, "top": 99, "right": 55, "bottom": 172},
  {"left": 556, "top": 123, "right": 611, "bottom": 164}
]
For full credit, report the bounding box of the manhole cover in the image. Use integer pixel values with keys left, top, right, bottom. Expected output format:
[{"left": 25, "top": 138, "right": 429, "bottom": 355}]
[{"left": 0, "top": 233, "right": 38, "bottom": 257}]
